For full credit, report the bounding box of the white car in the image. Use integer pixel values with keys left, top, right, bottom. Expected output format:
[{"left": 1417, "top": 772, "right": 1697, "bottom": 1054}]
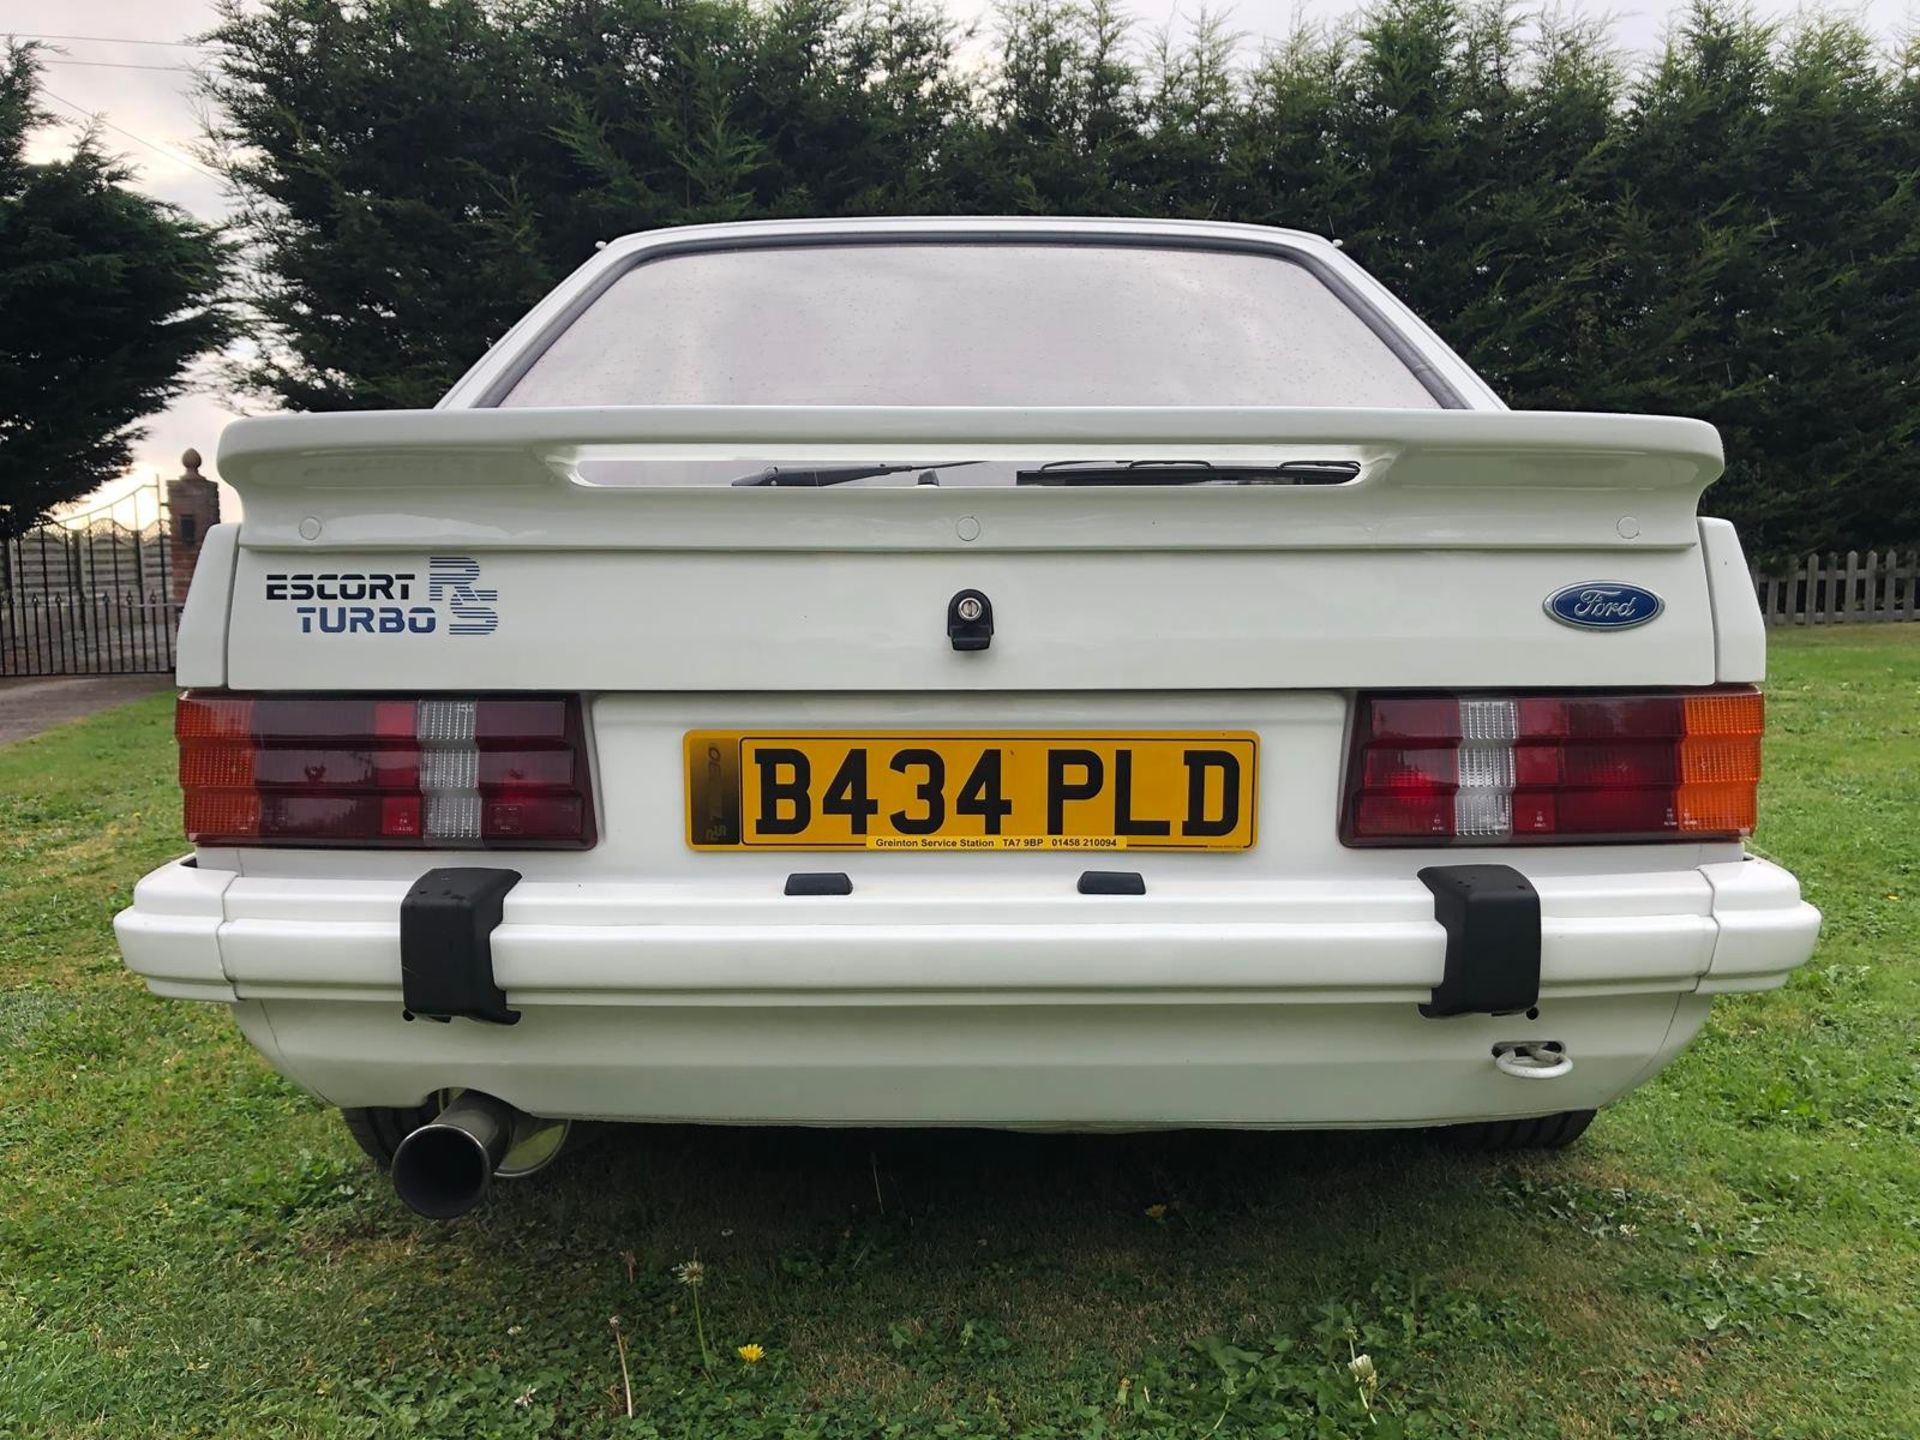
[{"left": 115, "top": 217, "right": 1820, "bottom": 1217}]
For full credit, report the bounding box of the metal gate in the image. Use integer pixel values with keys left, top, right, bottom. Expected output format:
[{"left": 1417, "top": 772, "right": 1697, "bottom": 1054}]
[{"left": 1, "top": 482, "right": 176, "bottom": 677}]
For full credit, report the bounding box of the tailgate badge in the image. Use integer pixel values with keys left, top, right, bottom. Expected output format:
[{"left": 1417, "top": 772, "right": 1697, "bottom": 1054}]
[{"left": 1544, "top": 582, "right": 1663, "bottom": 631}]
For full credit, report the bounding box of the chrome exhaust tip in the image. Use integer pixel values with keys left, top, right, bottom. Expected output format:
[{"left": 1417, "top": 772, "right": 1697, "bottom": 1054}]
[{"left": 390, "top": 1091, "right": 519, "bottom": 1219}]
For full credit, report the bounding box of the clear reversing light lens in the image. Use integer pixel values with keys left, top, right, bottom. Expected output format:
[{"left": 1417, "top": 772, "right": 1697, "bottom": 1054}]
[
  {"left": 1342, "top": 687, "right": 1763, "bottom": 846},
  {"left": 176, "top": 693, "right": 595, "bottom": 849}
]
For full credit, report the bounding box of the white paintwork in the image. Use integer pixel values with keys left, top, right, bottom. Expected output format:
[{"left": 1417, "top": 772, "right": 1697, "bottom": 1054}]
[
  {"left": 116, "top": 216, "right": 1820, "bottom": 1131},
  {"left": 1699, "top": 518, "right": 1768, "bottom": 681},
  {"left": 122, "top": 850, "right": 1811, "bottom": 1006},
  {"left": 220, "top": 405, "right": 1719, "bottom": 550},
  {"left": 120, "top": 850, "right": 1803, "bottom": 1124},
  {"left": 216, "top": 407, "right": 1726, "bottom": 692},
  {"left": 230, "top": 995, "right": 1706, "bottom": 1128},
  {"left": 113, "top": 859, "right": 234, "bottom": 1003},
  {"left": 173, "top": 523, "right": 237, "bottom": 687},
  {"left": 224, "top": 548, "right": 1722, "bottom": 691},
  {"left": 1697, "top": 858, "right": 1825, "bottom": 993}
]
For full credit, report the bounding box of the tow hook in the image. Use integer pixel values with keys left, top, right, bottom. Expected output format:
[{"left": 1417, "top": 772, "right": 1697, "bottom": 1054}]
[{"left": 1492, "top": 1041, "right": 1572, "bottom": 1080}]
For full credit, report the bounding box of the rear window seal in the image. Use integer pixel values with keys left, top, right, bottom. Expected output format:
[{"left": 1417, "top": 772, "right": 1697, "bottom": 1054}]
[{"left": 474, "top": 233, "right": 1469, "bottom": 411}]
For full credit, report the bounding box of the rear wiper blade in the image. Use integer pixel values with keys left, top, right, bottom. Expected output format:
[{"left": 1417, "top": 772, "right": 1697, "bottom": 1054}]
[
  {"left": 1016, "top": 460, "right": 1361, "bottom": 486},
  {"left": 730, "top": 462, "right": 980, "bottom": 488}
]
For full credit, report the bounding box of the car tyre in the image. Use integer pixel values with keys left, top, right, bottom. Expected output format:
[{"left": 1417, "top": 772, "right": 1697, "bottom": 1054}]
[
  {"left": 1439, "top": 1109, "right": 1595, "bottom": 1152},
  {"left": 341, "top": 1102, "right": 441, "bottom": 1168}
]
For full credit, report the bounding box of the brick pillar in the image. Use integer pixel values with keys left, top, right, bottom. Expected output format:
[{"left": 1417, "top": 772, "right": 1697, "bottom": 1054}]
[{"left": 167, "top": 448, "right": 221, "bottom": 607}]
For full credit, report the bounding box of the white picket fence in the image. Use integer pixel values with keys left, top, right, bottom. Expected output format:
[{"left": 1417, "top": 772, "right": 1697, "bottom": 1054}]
[{"left": 1751, "top": 550, "right": 1920, "bottom": 627}]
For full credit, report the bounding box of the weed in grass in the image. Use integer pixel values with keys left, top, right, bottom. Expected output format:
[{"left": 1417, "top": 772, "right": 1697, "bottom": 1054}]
[
  {"left": 672, "top": 1256, "right": 714, "bottom": 1377},
  {"left": 608, "top": 1315, "right": 634, "bottom": 1419}
]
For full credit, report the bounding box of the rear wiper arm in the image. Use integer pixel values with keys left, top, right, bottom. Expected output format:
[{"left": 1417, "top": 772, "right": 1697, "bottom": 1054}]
[
  {"left": 1016, "top": 460, "right": 1361, "bottom": 486},
  {"left": 730, "top": 462, "right": 980, "bottom": 488}
]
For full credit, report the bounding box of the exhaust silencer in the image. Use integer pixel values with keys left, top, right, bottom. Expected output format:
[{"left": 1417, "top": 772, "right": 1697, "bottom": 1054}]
[{"left": 390, "top": 1091, "right": 519, "bottom": 1219}]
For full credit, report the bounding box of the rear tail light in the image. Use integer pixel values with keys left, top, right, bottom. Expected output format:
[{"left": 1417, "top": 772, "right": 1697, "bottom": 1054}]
[
  {"left": 176, "top": 693, "right": 596, "bottom": 848},
  {"left": 1342, "top": 687, "right": 1763, "bottom": 845}
]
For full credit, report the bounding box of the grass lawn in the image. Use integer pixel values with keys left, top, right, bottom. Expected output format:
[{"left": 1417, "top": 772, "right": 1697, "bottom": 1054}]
[{"left": 2, "top": 628, "right": 1916, "bottom": 1438}]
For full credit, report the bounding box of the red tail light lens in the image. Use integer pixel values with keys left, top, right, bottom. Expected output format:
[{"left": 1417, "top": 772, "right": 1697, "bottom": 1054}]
[
  {"left": 177, "top": 693, "right": 595, "bottom": 848},
  {"left": 1342, "top": 688, "right": 1762, "bottom": 846}
]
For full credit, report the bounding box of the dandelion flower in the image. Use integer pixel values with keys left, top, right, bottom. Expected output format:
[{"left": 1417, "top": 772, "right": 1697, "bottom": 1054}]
[
  {"left": 673, "top": 1259, "right": 706, "bottom": 1288},
  {"left": 1144, "top": 1203, "right": 1168, "bottom": 1221},
  {"left": 1347, "top": 1350, "right": 1380, "bottom": 1411},
  {"left": 737, "top": 1343, "right": 765, "bottom": 1364}
]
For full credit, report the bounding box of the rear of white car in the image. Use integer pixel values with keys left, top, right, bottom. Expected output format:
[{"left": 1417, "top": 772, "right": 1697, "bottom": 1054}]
[{"left": 115, "top": 218, "right": 1820, "bottom": 1212}]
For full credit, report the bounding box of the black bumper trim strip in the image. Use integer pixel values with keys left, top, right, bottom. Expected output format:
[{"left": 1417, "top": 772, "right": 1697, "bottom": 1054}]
[
  {"left": 1077, "top": 871, "right": 1146, "bottom": 895},
  {"left": 785, "top": 872, "right": 853, "bottom": 896}
]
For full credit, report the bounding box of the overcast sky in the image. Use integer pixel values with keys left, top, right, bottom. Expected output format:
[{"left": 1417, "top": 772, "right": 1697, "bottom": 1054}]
[{"left": 9, "top": 0, "right": 1917, "bottom": 516}]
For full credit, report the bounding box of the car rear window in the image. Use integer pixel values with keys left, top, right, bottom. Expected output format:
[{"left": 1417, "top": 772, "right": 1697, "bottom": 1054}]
[{"left": 495, "top": 242, "right": 1446, "bottom": 409}]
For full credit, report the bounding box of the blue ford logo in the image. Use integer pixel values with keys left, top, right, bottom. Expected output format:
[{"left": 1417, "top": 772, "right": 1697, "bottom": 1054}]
[{"left": 1545, "top": 582, "right": 1664, "bottom": 631}]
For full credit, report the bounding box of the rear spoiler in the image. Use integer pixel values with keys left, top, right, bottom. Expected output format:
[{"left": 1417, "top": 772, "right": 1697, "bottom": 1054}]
[{"left": 219, "top": 406, "right": 1723, "bottom": 553}]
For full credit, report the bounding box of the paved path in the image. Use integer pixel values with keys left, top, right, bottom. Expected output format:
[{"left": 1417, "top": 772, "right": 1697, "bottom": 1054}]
[{"left": 0, "top": 675, "right": 173, "bottom": 747}]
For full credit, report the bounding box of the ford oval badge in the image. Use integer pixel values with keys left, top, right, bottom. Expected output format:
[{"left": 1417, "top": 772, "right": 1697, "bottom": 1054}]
[{"left": 1545, "top": 582, "right": 1664, "bottom": 631}]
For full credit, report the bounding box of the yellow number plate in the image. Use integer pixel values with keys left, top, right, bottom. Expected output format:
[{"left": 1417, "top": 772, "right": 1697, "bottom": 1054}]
[{"left": 685, "top": 731, "right": 1257, "bottom": 851}]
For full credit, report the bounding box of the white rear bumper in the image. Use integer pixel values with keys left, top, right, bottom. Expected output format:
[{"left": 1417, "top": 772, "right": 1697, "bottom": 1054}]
[{"left": 114, "top": 855, "right": 1818, "bottom": 1127}]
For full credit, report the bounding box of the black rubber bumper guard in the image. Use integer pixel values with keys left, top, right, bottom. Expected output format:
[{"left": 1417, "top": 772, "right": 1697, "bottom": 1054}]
[
  {"left": 1417, "top": 864, "right": 1541, "bottom": 1017},
  {"left": 401, "top": 868, "right": 522, "bottom": 1025},
  {"left": 396, "top": 862, "right": 1539, "bottom": 1026}
]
